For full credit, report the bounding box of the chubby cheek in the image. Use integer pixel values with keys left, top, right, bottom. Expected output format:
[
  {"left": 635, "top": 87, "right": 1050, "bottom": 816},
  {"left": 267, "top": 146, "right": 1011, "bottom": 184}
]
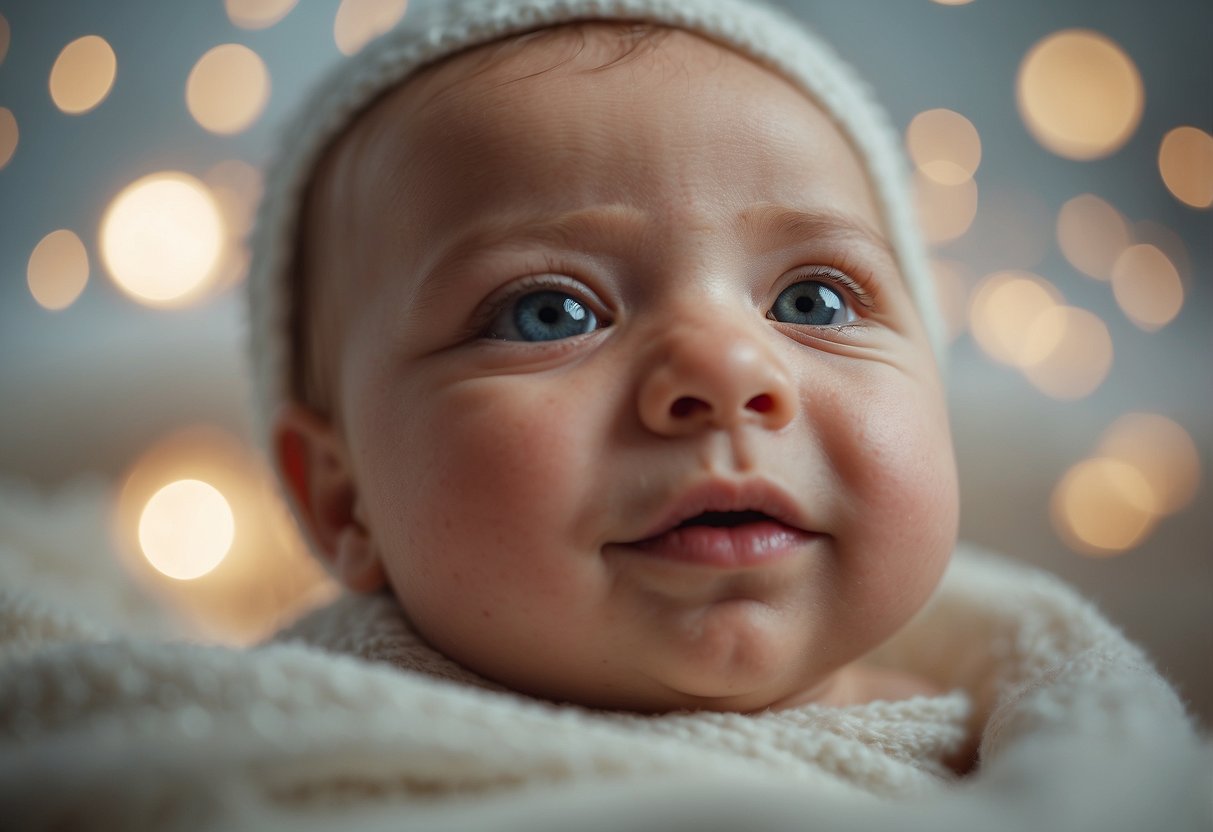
[
  {"left": 349, "top": 371, "right": 608, "bottom": 661},
  {"left": 824, "top": 365, "right": 959, "bottom": 624}
]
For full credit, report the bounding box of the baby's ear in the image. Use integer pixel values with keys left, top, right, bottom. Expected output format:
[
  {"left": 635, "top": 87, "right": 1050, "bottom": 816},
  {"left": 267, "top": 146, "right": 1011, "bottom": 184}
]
[{"left": 271, "top": 403, "right": 386, "bottom": 593}]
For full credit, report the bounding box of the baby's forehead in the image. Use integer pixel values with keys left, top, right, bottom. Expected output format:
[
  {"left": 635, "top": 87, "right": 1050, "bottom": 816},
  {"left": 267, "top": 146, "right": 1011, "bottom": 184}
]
[
  {"left": 326, "top": 23, "right": 858, "bottom": 230},
  {"left": 329, "top": 34, "right": 875, "bottom": 249},
  {"left": 350, "top": 22, "right": 812, "bottom": 167}
]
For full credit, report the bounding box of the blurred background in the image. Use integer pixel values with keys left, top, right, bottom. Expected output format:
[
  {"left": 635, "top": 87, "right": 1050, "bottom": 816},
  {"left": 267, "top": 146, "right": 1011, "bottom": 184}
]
[{"left": 0, "top": 0, "right": 1209, "bottom": 723}]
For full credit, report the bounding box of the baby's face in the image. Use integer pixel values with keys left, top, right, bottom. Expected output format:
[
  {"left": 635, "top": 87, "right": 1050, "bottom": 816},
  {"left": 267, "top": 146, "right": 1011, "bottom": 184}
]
[{"left": 289, "top": 27, "right": 958, "bottom": 711}]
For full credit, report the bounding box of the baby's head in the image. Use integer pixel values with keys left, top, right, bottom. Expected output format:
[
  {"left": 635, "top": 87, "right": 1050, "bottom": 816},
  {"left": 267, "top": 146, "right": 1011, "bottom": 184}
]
[{"left": 249, "top": 0, "right": 958, "bottom": 712}]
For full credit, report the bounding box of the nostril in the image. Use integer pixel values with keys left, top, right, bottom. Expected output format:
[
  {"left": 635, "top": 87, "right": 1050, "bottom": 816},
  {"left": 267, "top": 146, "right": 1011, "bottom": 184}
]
[
  {"left": 746, "top": 393, "right": 774, "bottom": 413},
  {"left": 671, "top": 396, "right": 710, "bottom": 418}
]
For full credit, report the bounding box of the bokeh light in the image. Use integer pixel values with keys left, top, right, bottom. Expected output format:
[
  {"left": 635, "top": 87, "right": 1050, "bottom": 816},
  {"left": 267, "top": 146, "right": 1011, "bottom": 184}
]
[
  {"left": 914, "top": 172, "right": 978, "bottom": 244},
  {"left": 0, "top": 106, "right": 16, "bottom": 170},
  {"left": 906, "top": 108, "right": 982, "bottom": 185},
  {"left": 225, "top": 0, "right": 299, "bottom": 30},
  {"left": 1098, "top": 413, "right": 1201, "bottom": 516},
  {"left": 1017, "top": 29, "right": 1143, "bottom": 161},
  {"left": 116, "top": 426, "right": 332, "bottom": 642},
  {"left": 1159, "top": 126, "right": 1213, "bottom": 209},
  {"left": 0, "top": 14, "right": 9, "bottom": 67},
  {"left": 27, "top": 229, "right": 89, "bottom": 311},
  {"left": 99, "top": 171, "right": 225, "bottom": 307},
  {"left": 186, "top": 44, "right": 270, "bottom": 135},
  {"left": 1110, "top": 243, "right": 1184, "bottom": 331},
  {"left": 1020, "top": 305, "right": 1113, "bottom": 399},
  {"left": 967, "top": 270, "right": 1063, "bottom": 367},
  {"left": 1056, "top": 194, "right": 1130, "bottom": 280},
  {"left": 333, "top": 0, "right": 409, "bottom": 56},
  {"left": 138, "top": 479, "right": 235, "bottom": 581},
  {"left": 931, "top": 259, "right": 971, "bottom": 342},
  {"left": 1052, "top": 458, "right": 1157, "bottom": 556},
  {"left": 48, "top": 35, "right": 117, "bottom": 115}
]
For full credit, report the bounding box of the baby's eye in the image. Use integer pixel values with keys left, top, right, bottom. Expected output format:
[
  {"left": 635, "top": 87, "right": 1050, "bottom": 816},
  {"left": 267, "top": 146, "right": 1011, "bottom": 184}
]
[
  {"left": 769, "top": 280, "right": 855, "bottom": 326},
  {"left": 486, "top": 289, "right": 601, "bottom": 342}
]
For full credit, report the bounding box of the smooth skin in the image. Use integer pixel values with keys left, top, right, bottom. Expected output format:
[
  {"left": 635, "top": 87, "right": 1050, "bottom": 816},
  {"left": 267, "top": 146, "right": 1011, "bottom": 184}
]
[{"left": 275, "top": 26, "right": 960, "bottom": 713}]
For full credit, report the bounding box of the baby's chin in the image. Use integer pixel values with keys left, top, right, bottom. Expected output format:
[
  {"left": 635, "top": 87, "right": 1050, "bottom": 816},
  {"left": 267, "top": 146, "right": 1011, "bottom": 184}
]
[
  {"left": 487, "top": 614, "right": 844, "bottom": 713},
  {"left": 628, "top": 601, "right": 831, "bottom": 710}
]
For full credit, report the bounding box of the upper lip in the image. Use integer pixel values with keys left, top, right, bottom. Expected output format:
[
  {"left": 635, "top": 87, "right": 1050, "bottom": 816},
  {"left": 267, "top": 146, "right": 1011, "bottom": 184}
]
[{"left": 625, "top": 478, "right": 812, "bottom": 542}]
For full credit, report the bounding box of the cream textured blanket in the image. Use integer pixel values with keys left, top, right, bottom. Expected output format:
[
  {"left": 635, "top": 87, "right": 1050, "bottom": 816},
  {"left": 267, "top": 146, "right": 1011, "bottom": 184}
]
[{"left": 0, "top": 479, "right": 1209, "bottom": 831}]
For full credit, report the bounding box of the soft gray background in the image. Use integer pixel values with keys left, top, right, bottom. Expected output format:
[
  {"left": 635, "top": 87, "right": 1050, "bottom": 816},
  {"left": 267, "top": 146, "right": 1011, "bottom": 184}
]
[{"left": 1, "top": 1, "right": 1210, "bottom": 723}]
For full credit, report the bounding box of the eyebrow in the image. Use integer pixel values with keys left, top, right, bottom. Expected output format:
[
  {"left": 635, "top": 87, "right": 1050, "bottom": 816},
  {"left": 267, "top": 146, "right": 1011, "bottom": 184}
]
[
  {"left": 737, "top": 203, "right": 894, "bottom": 259},
  {"left": 413, "top": 205, "right": 650, "bottom": 301},
  {"left": 452, "top": 204, "right": 649, "bottom": 256},
  {"left": 411, "top": 202, "right": 895, "bottom": 311}
]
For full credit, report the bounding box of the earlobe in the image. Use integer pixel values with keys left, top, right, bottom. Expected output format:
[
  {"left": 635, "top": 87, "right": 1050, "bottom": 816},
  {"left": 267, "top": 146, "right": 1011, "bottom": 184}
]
[{"left": 271, "top": 402, "right": 386, "bottom": 593}]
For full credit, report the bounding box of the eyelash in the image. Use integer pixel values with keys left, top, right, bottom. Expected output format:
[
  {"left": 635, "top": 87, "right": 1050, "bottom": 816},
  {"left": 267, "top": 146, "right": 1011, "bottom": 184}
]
[
  {"left": 791, "top": 257, "right": 877, "bottom": 312},
  {"left": 468, "top": 255, "right": 877, "bottom": 340}
]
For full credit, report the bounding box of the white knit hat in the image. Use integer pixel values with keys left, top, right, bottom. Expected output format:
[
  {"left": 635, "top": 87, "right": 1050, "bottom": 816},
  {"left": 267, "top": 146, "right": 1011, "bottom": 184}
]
[{"left": 246, "top": 0, "right": 943, "bottom": 446}]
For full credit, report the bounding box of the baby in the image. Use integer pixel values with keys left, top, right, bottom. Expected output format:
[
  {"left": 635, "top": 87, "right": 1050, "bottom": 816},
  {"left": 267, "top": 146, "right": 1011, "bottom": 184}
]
[
  {"left": 263, "top": 1, "right": 955, "bottom": 715},
  {"left": 1, "top": 2, "right": 1200, "bottom": 826},
  {"left": 241, "top": 0, "right": 1191, "bottom": 798}
]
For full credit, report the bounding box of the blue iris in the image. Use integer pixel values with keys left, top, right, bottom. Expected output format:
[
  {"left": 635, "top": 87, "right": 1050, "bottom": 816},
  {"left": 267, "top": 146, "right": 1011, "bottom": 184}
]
[
  {"left": 503, "top": 290, "right": 598, "bottom": 341},
  {"left": 770, "top": 281, "right": 848, "bottom": 326}
]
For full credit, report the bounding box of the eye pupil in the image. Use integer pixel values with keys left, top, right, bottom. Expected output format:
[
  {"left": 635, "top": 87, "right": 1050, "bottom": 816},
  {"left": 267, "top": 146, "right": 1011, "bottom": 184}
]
[
  {"left": 490, "top": 289, "right": 600, "bottom": 342},
  {"left": 770, "top": 280, "right": 851, "bottom": 327}
]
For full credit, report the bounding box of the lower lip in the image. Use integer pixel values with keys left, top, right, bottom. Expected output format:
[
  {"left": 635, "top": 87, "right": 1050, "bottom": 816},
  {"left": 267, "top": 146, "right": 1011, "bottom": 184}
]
[{"left": 626, "top": 521, "right": 814, "bottom": 568}]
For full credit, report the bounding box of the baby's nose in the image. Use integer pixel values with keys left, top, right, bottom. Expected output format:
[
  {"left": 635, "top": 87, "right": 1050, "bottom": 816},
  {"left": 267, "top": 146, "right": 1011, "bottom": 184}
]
[{"left": 637, "top": 319, "right": 795, "bottom": 437}]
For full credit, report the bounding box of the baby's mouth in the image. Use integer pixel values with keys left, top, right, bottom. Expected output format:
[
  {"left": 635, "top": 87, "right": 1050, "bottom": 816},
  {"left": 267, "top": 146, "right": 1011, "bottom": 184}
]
[
  {"left": 629, "top": 509, "right": 814, "bottom": 568},
  {"left": 612, "top": 478, "right": 821, "bottom": 569},
  {"left": 674, "top": 510, "right": 776, "bottom": 529}
]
